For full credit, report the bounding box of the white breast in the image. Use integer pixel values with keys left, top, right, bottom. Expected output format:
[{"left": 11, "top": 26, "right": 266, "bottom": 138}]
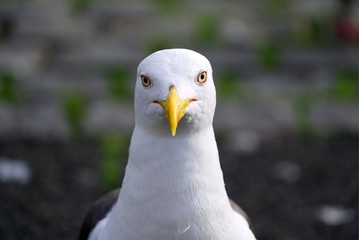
[{"left": 91, "top": 127, "right": 255, "bottom": 240}]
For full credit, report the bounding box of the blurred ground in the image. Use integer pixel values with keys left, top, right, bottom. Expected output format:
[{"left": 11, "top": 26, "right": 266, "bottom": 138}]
[
  {"left": 0, "top": 0, "right": 358, "bottom": 239},
  {"left": 0, "top": 133, "right": 357, "bottom": 240}
]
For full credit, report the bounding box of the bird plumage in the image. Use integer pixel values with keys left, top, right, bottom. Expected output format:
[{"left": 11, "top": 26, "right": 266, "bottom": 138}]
[{"left": 80, "top": 49, "right": 256, "bottom": 240}]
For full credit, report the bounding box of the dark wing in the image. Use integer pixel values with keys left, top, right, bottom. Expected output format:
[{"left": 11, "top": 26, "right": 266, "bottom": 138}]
[
  {"left": 79, "top": 189, "right": 120, "bottom": 240},
  {"left": 229, "top": 199, "right": 253, "bottom": 229}
]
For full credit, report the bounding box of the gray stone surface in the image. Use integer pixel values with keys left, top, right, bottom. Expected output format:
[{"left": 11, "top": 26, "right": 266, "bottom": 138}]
[{"left": 0, "top": 0, "right": 357, "bottom": 139}]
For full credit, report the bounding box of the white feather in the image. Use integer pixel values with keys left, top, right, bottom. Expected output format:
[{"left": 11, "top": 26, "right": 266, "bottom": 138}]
[{"left": 90, "top": 49, "right": 256, "bottom": 240}]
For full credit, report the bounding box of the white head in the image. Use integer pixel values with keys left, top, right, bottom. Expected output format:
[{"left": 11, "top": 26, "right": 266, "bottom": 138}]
[{"left": 134, "top": 49, "right": 216, "bottom": 137}]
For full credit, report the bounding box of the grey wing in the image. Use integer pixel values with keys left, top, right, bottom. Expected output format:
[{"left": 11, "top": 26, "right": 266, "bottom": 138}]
[
  {"left": 229, "top": 199, "right": 253, "bottom": 230},
  {"left": 79, "top": 189, "right": 120, "bottom": 240}
]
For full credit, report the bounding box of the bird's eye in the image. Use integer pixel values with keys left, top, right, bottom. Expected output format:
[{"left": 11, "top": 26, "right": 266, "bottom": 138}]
[
  {"left": 141, "top": 75, "right": 152, "bottom": 88},
  {"left": 196, "top": 71, "right": 207, "bottom": 84}
]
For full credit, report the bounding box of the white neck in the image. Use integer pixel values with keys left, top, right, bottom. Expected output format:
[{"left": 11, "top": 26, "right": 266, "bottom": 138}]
[{"left": 102, "top": 126, "right": 242, "bottom": 239}]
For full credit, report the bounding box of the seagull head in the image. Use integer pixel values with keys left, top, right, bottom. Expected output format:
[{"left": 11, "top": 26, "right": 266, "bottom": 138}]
[{"left": 134, "top": 49, "right": 216, "bottom": 137}]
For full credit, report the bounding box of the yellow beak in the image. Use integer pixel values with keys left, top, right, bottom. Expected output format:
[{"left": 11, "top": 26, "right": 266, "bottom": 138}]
[{"left": 154, "top": 86, "right": 196, "bottom": 136}]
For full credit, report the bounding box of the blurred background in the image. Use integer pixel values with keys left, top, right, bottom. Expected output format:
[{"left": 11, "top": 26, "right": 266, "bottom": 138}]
[{"left": 0, "top": 0, "right": 358, "bottom": 239}]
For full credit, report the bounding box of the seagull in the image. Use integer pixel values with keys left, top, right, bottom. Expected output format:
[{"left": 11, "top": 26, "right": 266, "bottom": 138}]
[{"left": 79, "top": 49, "right": 256, "bottom": 240}]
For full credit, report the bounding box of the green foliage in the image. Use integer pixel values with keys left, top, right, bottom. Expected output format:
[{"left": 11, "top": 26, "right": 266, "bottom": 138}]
[
  {"left": 62, "top": 91, "right": 87, "bottom": 138},
  {"left": 71, "top": 0, "right": 94, "bottom": 12},
  {"left": 264, "top": 0, "right": 290, "bottom": 16},
  {"left": 147, "top": 37, "right": 172, "bottom": 54},
  {"left": 106, "top": 67, "right": 132, "bottom": 101},
  {"left": 330, "top": 71, "right": 358, "bottom": 101},
  {"left": 291, "top": 70, "right": 357, "bottom": 137},
  {"left": 293, "top": 94, "right": 317, "bottom": 138},
  {"left": 0, "top": 72, "right": 19, "bottom": 104},
  {"left": 306, "top": 18, "right": 326, "bottom": 45},
  {"left": 153, "top": 0, "right": 180, "bottom": 14},
  {"left": 294, "top": 17, "right": 332, "bottom": 46},
  {"left": 193, "top": 14, "right": 219, "bottom": 46},
  {"left": 100, "top": 134, "right": 129, "bottom": 190},
  {"left": 256, "top": 42, "right": 281, "bottom": 71},
  {"left": 217, "top": 72, "right": 242, "bottom": 101}
]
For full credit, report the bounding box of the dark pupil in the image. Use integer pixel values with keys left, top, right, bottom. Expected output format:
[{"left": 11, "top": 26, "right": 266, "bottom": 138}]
[
  {"left": 144, "top": 78, "right": 148, "bottom": 84},
  {"left": 201, "top": 74, "right": 205, "bottom": 79}
]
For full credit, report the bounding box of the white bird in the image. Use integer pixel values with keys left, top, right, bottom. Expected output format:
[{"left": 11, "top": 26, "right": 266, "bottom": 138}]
[{"left": 79, "top": 49, "right": 256, "bottom": 240}]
